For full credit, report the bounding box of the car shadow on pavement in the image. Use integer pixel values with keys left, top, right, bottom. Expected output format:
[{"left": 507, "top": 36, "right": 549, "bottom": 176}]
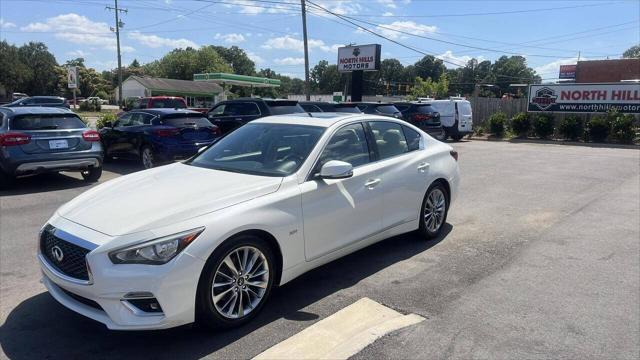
[
  {"left": 0, "top": 225, "right": 451, "bottom": 360},
  {"left": 0, "top": 172, "right": 94, "bottom": 196}
]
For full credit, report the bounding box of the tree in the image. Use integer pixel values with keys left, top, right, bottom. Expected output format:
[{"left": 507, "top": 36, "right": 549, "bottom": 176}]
[
  {"left": 16, "top": 42, "right": 59, "bottom": 95},
  {"left": 153, "top": 47, "right": 232, "bottom": 80},
  {"left": 414, "top": 56, "right": 446, "bottom": 82},
  {"left": 130, "top": 59, "right": 141, "bottom": 68},
  {"left": 0, "top": 41, "right": 30, "bottom": 96},
  {"left": 490, "top": 56, "right": 540, "bottom": 95},
  {"left": 310, "top": 60, "right": 344, "bottom": 94},
  {"left": 409, "top": 73, "right": 449, "bottom": 99},
  {"left": 623, "top": 45, "right": 640, "bottom": 58},
  {"left": 211, "top": 46, "right": 255, "bottom": 75}
]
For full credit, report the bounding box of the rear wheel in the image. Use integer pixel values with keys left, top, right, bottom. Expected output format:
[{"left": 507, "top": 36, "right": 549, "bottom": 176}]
[
  {"left": 196, "top": 235, "right": 275, "bottom": 329},
  {"left": 452, "top": 134, "right": 464, "bottom": 141},
  {"left": 141, "top": 146, "right": 156, "bottom": 169},
  {"left": 418, "top": 183, "right": 449, "bottom": 239},
  {"left": 81, "top": 166, "right": 102, "bottom": 182}
]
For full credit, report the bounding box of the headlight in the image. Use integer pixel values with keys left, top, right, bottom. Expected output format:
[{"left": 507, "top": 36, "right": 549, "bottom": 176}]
[{"left": 109, "top": 228, "right": 204, "bottom": 265}]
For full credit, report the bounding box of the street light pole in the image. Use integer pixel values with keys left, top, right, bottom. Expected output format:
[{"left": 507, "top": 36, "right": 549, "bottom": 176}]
[
  {"left": 107, "top": 0, "right": 127, "bottom": 108},
  {"left": 300, "top": 0, "right": 311, "bottom": 101}
]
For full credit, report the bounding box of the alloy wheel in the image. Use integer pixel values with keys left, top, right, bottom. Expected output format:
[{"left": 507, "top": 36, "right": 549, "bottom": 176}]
[
  {"left": 424, "top": 188, "right": 446, "bottom": 232},
  {"left": 212, "top": 246, "right": 270, "bottom": 319},
  {"left": 142, "top": 148, "right": 154, "bottom": 169}
]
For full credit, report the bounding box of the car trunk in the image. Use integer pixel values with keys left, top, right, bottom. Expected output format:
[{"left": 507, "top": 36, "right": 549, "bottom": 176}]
[
  {"left": 9, "top": 114, "right": 91, "bottom": 154},
  {"left": 412, "top": 105, "right": 441, "bottom": 126}
]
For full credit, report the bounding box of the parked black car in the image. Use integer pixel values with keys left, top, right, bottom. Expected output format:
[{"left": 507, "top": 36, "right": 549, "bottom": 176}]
[
  {"left": 207, "top": 98, "right": 306, "bottom": 134},
  {"left": 3, "top": 96, "right": 70, "bottom": 109},
  {"left": 350, "top": 102, "right": 402, "bottom": 119},
  {"left": 299, "top": 101, "right": 362, "bottom": 113},
  {"left": 393, "top": 102, "right": 445, "bottom": 140},
  {"left": 100, "top": 108, "right": 220, "bottom": 169},
  {"left": 0, "top": 107, "right": 103, "bottom": 188}
]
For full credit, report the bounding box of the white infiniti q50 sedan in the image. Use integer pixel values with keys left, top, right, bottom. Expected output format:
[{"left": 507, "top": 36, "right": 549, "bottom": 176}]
[{"left": 38, "top": 113, "right": 460, "bottom": 330}]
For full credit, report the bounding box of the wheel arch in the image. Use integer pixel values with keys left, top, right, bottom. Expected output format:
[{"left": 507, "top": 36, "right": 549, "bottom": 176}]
[{"left": 431, "top": 177, "right": 451, "bottom": 205}]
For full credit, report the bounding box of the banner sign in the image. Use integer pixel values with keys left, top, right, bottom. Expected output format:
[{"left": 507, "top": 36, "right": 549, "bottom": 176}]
[
  {"left": 337, "top": 44, "right": 381, "bottom": 72},
  {"left": 559, "top": 64, "right": 576, "bottom": 79},
  {"left": 67, "top": 66, "right": 78, "bottom": 89},
  {"left": 528, "top": 83, "right": 640, "bottom": 113}
]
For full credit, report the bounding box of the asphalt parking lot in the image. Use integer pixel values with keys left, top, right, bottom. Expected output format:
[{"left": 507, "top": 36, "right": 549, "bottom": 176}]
[{"left": 1, "top": 140, "right": 638, "bottom": 359}]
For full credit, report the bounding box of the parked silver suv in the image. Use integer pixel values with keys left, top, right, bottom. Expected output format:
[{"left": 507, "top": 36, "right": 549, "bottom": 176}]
[{"left": 0, "top": 107, "right": 103, "bottom": 188}]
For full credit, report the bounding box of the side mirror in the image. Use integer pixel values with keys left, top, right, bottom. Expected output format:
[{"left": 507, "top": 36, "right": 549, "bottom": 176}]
[{"left": 319, "top": 160, "right": 353, "bottom": 179}]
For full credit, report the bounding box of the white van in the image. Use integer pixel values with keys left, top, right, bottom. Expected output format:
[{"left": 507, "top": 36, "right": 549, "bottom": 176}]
[{"left": 420, "top": 98, "right": 473, "bottom": 141}]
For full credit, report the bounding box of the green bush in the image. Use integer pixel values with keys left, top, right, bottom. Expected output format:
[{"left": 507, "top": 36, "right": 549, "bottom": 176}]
[
  {"left": 95, "top": 91, "right": 109, "bottom": 102},
  {"left": 587, "top": 116, "right": 610, "bottom": 142},
  {"left": 96, "top": 113, "right": 117, "bottom": 129},
  {"left": 533, "top": 114, "right": 555, "bottom": 139},
  {"left": 79, "top": 99, "right": 101, "bottom": 112},
  {"left": 489, "top": 112, "right": 507, "bottom": 137},
  {"left": 510, "top": 112, "right": 530, "bottom": 138},
  {"left": 558, "top": 116, "right": 583, "bottom": 141},
  {"left": 610, "top": 113, "right": 635, "bottom": 144}
]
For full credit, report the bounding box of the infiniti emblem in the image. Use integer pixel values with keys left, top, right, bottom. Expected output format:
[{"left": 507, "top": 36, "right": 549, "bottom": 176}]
[{"left": 51, "top": 246, "right": 64, "bottom": 262}]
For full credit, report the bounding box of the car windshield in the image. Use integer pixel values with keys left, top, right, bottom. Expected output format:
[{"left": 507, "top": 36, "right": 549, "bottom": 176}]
[
  {"left": 10, "top": 114, "right": 87, "bottom": 130},
  {"left": 374, "top": 105, "right": 401, "bottom": 114},
  {"left": 160, "top": 114, "right": 212, "bottom": 127},
  {"left": 415, "top": 105, "right": 436, "bottom": 114},
  {"left": 150, "top": 99, "right": 186, "bottom": 108},
  {"left": 189, "top": 123, "right": 324, "bottom": 177}
]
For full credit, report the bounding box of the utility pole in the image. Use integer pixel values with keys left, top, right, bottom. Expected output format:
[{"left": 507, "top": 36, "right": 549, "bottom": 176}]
[
  {"left": 300, "top": 0, "right": 311, "bottom": 100},
  {"left": 107, "top": 0, "right": 127, "bottom": 108}
]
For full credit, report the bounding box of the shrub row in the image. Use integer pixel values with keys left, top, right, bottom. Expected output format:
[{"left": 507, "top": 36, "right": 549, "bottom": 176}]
[
  {"left": 79, "top": 99, "right": 101, "bottom": 112},
  {"left": 486, "top": 110, "right": 637, "bottom": 144}
]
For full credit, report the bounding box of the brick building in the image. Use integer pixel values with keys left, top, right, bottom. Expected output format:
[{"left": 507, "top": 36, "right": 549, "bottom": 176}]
[{"left": 575, "top": 58, "right": 640, "bottom": 83}]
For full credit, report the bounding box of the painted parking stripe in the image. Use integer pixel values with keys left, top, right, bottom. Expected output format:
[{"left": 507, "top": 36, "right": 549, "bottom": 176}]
[{"left": 253, "top": 297, "right": 425, "bottom": 360}]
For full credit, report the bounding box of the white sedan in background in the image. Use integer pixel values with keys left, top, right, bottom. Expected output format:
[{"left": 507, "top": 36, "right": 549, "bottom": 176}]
[{"left": 38, "top": 113, "right": 460, "bottom": 330}]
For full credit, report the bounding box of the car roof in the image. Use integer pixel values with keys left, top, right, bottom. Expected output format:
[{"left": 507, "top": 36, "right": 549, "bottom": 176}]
[
  {"left": 0, "top": 106, "right": 75, "bottom": 116},
  {"left": 253, "top": 113, "right": 396, "bottom": 128},
  {"left": 29, "top": 96, "right": 65, "bottom": 99},
  {"left": 142, "top": 96, "right": 183, "bottom": 99},
  {"left": 348, "top": 102, "right": 394, "bottom": 105},
  {"left": 131, "top": 108, "right": 202, "bottom": 116}
]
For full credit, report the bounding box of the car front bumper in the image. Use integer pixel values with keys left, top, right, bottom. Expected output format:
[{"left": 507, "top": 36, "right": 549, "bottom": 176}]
[{"left": 38, "top": 218, "right": 206, "bottom": 330}]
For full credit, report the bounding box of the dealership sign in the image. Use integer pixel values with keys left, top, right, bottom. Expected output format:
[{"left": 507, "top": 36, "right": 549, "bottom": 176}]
[
  {"left": 558, "top": 64, "right": 576, "bottom": 79},
  {"left": 528, "top": 83, "right": 640, "bottom": 113},
  {"left": 67, "top": 66, "right": 78, "bottom": 89},
  {"left": 337, "top": 44, "right": 381, "bottom": 72}
]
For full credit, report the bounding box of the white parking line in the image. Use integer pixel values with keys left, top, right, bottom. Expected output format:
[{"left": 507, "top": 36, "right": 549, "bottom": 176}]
[{"left": 253, "top": 297, "right": 425, "bottom": 360}]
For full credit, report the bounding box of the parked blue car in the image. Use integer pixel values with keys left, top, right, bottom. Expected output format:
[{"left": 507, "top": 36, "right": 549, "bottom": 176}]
[
  {"left": 99, "top": 109, "right": 220, "bottom": 169},
  {"left": 0, "top": 107, "right": 103, "bottom": 188}
]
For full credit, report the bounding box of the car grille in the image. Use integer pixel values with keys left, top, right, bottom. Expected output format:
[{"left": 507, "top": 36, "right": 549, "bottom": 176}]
[{"left": 40, "top": 226, "right": 91, "bottom": 281}]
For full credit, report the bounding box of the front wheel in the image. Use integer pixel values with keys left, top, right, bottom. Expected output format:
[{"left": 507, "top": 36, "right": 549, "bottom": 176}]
[
  {"left": 418, "top": 183, "right": 449, "bottom": 239},
  {"left": 81, "top": 166, "right": 102, "bottom": 182},
  {"left": 451, "top": 134, "right": 464, "bottom": 141},
  {"left": 196, "top": 235, "right": 275, "bottom": 329}
]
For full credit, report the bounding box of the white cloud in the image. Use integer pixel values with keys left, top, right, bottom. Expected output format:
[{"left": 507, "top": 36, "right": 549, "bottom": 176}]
[
  {"left": 246, "top": 51, "right": 264, "bottom": 64},
  {"left": 534, "top": 57, "right": 584, "bottom": 79},
  {"left": 214, "top": 33, "right": 245, "bottom": 43},
  {"left": 275, "top": 57, "right": 305, "bottom": 65},
  {"left": 437, "top": 50, "right": 484, "bottom": 68},
  {"left": 377, "top": 0, "right": 397, "bottom": 9},
  {"left": 20, "top": 13, "right": 135, "bottom": 53},
  {"left": 383, "top": 12, "right": 394, "bottom": 17},
  {"left": 262, "top": 35, "right": 341, "bottom": 52},
  {"left": 375, "top": 21, "right": 437, "bottom": 40},
  {"left": 311, "top": 0, "right": 362, "bottom": 16},
  {"left": 0, "top": 18, "right": 16, "bottom": 29},
  {"left": 128, "top": 31, "right": 197, "bottom": 49},
  {"left": 222, "top": 0, "right": 294, "bottom": 15},
  {"left": 66, "top": 49, "right": 90, "bottom": 58}
]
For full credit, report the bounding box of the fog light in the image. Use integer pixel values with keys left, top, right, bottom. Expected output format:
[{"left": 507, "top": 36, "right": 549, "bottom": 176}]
[{"left": 127, "top": 298, "right": 163, "bottom": 313}]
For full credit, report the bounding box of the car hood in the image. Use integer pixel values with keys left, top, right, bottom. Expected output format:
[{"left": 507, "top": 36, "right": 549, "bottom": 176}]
[{"left": 57, "top": 163, "right": 283, "bottom": 236}]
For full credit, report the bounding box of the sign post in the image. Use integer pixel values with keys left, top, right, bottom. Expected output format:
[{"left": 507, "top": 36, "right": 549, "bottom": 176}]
[
  {"left": 337, "top": 44, "right": 381, "bottom": 102},
  {"left": 527, "top": 83, "right": 640, "bottom": 114},
  {"left": 67, "top": 66, "right": 78, "bottom": 109}
]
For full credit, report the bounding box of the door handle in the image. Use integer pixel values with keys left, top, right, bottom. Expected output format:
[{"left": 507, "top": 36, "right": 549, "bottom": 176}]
[
  {"left": 235, "top": 118, "right": 242, "bottom": 121},
  {"left": 364, "top": 178, "right": 381, "bottom": 189},
  {"left": 417, "top": 162, "right": 430, "bottom": 172}
]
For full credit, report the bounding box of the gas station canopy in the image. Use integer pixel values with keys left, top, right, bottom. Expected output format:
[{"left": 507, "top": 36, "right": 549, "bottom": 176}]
[{"left": 193, "top": 73, "right": 281, "bottom": 88}]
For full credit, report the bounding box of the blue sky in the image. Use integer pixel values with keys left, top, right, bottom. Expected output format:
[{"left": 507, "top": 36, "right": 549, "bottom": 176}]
[{"left": 1, "top": 0, "right": 638, "bottom": 81}]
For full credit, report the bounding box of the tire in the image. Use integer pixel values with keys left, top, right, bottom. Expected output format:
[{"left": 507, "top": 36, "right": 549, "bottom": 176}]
[
  {"left": 81, "top": 166, "right": 102, "bottom": 182},
  {"left": 452, "top": 134, "right": 464, "bottom": 141},
  {"left": 140, "top": 146, "right": 156, "bottom": 169},
  {"left": 0, "top": 169, "right": 14, "bottom": 190},
  {"left": 418, "top": 182, "right": 449, "bottom": 239},
  {"left": 196, "top": 235, "right": 276, "bottom": 329}
]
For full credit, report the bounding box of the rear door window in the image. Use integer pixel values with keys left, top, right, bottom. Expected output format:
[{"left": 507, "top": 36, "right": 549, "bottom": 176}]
[
  {"left": 402, "top": 125, "right": 421, "bottom": 151},
  {"left": 10, "top": 114, "right": 86, "bottom": 130},
  {"left": 225, "top": 102, "right": 261, "bottom": 116},
  {"left": 369, "top": 121, "right": 409, "bottom": 160},
  {"left": 209, "top": 104, "right": 225, "bottom": 116},
  {"left": 160, "top": 115, "right": 212, "bottom": 127},
  {"left": 394, "top": 104, "right": 410, "bottom": 112},
  {"left": 374, "top": 105, "right": 401, "bottom": 115},
  {"left": 415, "top": 105, "right": 435, "bottom": 114}
]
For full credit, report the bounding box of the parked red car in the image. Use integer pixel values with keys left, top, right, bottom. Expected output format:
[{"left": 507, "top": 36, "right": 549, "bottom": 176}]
[{"left": 125, "top": 96, "right": 187, "bottom": 111}]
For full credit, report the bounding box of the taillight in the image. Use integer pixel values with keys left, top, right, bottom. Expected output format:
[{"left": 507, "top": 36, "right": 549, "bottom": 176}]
[
  {"left": 450, "top": 150, "right": 458, "bottom": 161},
  {"left": 413, "top": 113, "right": 432, "bottom": 121},
  {"left": 154, "top": 128, "right": 180, "bottom": 137},
  {"left": 0, "top": 132, "right": 31, "bottom": 146},
  {"left": 82, "top": 130, "right": 100, "bottom": 142},
  {"left": 209, "top": 126, "right": 221, "bottom": 136}
]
